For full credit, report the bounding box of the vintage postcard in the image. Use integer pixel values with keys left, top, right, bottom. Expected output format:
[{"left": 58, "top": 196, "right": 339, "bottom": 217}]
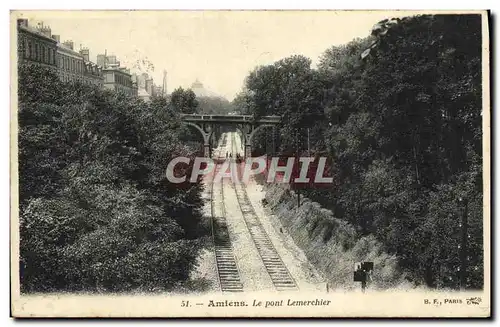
[{"left": 10, "top": 10, "right": 491, "bottom": 318}]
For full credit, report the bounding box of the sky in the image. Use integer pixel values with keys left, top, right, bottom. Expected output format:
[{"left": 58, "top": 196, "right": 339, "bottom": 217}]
[{"left": 14, "top": 10, "right": 405, "bottom": 100}]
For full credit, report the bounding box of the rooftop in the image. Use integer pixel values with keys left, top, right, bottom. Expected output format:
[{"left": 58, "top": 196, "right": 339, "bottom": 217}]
[{"left": 17, "top": 23, "right": 57, "bottom": 43}]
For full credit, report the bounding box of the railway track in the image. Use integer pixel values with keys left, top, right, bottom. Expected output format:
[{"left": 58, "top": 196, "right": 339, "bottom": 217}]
[
  {"left": 210, "top": 134, "right": 244, "bottom": 293},
  {"left": 230, "top": 132, "right": 299, "bottom": 291}
]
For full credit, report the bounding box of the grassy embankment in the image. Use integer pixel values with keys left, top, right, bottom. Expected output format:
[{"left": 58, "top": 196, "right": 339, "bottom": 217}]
[{"left": 260, "top": 180, "right": 417, "bottom": 291}]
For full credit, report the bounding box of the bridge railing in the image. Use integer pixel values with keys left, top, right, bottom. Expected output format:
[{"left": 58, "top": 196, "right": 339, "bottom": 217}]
[{"left": 180, "top": 114, "right": 281, "bottom": 123}]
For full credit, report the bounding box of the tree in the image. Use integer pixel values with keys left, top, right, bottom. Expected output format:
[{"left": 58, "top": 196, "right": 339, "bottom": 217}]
[
  {"left": 231, "top": 91, "right": 252, "bottom": 115},
  {"left": 243, "top": 55, "right": 326, "bottom": 155},
  {"left": 197, "top": 96, "right": 234, "bottom": 115},
  {"left": 170, "top": 87, "right": 199, "bottom": 114},
  {"left": 236, "top": 14, "right": 483, "bottom": 289},
  {"left": 18, "top": 64, "right": 208, "bottom": 293},
  {"left": 318, "top": 14, "right": 483, "bottom": 288}
]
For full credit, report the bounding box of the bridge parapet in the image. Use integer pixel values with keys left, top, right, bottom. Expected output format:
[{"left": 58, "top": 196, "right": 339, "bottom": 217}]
[{"left": 180, "top": 114, "right": 281, "bottom": 124}]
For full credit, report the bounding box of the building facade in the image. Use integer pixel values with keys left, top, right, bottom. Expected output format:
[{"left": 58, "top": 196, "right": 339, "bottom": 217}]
[
  {"left": 56, "top": 41, "right": 104, "bottom": 87},
  {"left": 97, "top": 53, "right": 138, "bottom": 96},
  {"left": 18, "top": 19, "right": 142, "bottom": 97},
  {"left": 80, "top": 48, "right": 103, "bottom": 87},
  {"left": 103, "top": 68, "right": 137, "bottom": 96},
  {"left": 17, "top": 19, "right": 104, "bottom": 87},
  {"left": 17, "top": 19, "right": 58, "bottom": 69},
  {"left": 56, "top": 40, "right": 85, "bottom": 83}
]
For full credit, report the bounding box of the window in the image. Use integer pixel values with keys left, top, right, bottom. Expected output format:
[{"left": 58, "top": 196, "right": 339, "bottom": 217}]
[
  {"left": 47, "top": 48, "right": 51, "bottom": 64},
  {"left": 34, "top": 44, "right": 38, "bottom": 61},
  {"left": 21, "top": 39, "right": 26, "bottom": 58},
  {"left": 105, "top": 72, "right": 114, "bottom": 83},
  {"left": 18, "top": 36, "right": 24, "bottom": 55},
  {"left": 26, "top": 40, "right": 31, "bottom": 58}
]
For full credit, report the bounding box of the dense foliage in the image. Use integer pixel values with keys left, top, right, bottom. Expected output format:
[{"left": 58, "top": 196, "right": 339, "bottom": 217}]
[
  {"left": 170, "top": 87, "right": 199, "bottom": 114},
  {"left": 18, "top": 64, "right": 208, "bottom": 293},
  {"left": 197, "top": 96, "right": 235, "bottom": 115},
  {"left": 240, "top": 14, "right": 484, "bottom": 289}
]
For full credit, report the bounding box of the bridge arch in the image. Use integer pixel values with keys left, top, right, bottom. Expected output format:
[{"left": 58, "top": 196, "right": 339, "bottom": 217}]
[
  {"left": 184, "top": 122, "right": 212, "bottom": 144},
  {"left": 182, "top": 122, "right": 213, "bottom": 157}
]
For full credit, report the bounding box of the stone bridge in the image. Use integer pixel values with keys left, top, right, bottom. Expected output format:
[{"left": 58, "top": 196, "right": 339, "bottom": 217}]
[{"left": 180, "top": 114, "right": 281, "bottom": 157}]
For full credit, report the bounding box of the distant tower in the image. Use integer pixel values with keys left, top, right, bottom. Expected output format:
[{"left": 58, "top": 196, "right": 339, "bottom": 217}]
[{"left": 162, "top": 70, "right": 168, "bottom": 96}]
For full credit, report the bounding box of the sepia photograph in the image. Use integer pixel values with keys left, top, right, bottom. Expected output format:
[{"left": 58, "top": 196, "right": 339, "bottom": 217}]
[{"left": 9, "top": 9, "right": 490, "bottom": 318}]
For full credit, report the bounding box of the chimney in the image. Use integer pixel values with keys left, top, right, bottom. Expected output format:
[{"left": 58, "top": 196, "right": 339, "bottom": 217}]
[
  {"left": 17, "top": 19, "right": 28, "bottom": 28},
  {"left": 51, "top": 34, "right": 60, "bottom": 42},
  {"left": 63, "top": 40, "right": 74, "bottom": 50},
  {"left": 39, "top": 26, "right": 51, "bottom": 37},
  {"left": 96, "top": 54, "right": 106, "bottom": 68},
  {"left": 79, "top": 48, "right": 90, "bottom": 61}
]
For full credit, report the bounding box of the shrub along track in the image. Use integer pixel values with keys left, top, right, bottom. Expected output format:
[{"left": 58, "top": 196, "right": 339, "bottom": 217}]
[
  {"left": 230, "top": 132, "right": 298, "bottom": 292},
  {"left": 210, "top": 133, "right": 244, "bottom": 292}
]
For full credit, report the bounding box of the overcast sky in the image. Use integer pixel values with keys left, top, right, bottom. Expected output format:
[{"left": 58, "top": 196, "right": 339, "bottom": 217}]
[{"left": 15, "top": 10, "right": 404, "bottom": 100}]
